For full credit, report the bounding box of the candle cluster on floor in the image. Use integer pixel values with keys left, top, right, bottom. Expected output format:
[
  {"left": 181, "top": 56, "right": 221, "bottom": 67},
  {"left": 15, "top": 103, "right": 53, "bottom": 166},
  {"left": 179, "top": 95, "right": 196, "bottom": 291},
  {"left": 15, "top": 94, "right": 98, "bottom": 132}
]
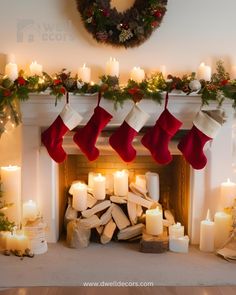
[{"left": 66, "top": 170, "right": 191, "bottom": 253}]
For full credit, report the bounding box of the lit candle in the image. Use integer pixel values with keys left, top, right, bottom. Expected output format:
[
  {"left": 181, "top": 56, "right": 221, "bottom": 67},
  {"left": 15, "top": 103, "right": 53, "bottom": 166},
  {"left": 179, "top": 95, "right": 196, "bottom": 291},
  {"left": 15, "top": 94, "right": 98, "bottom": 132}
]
[
  {"left": 114, "top": 170, "right": 129, "bottom": 197},
  {"left": 30, "top": 61, "right": 43, "bottom": 76},
  {"left": 160, "top": 65, "right": 167, "bottom": 80},
  {"left": 146, "top": 208, "right": 163, "bottom": 236},
  {"left": 220, "top": 178, "right": 236, "bottom": 208},
  {"left": 214, "top": 211, "right": 232, "bottom": 249},
  {"left": 169, "top": 236, "right": 189, "bottom": 253},
  {"left": 6, "top": 232, "right": 17, "bottom": 251},
  {"left": 105, "top": 57, "right": 119, "bottom": 77},
  {"left": 93, "top": 174, "right": 106, "bottom": 200},
  {"left": 5, "top": 62, "right": 18, "bottom": 81},
  {"left": 105, "top": 174, "right": 114, "bottom": 194},
  {"left": 231, "top": 66, "right": 236, "bottom": 80},
  {"left": 135, "top": 175, "right": 146, "bottom": 190},
  {"left": 15, "top": 231, "right": 30, "bottom": 252},
  {"left": 88, "top": 172, "right": 97, "bottom": 190},
  {"left": 0, "top": 231, "right": 11, "bottom": 249},
  {"left": 199, "top": 209, "right": 215, "bottom": 252},
  {"left": 145, "top": 172, "right": 160, "bottom": 201},
  {"left": 0, "top": 166, "right": 21, "bottom": 225},
  {"left": 197, "top": 62, "right": 212, "bottom": 81},
  {"left": 78, "top": 63, "right": 91, "bottom": 83},
  {"left": 169, "top": 222, "right": 184, "bottom": 239},
  {"left": 22, "top": 200, "right": 38, "bottom": 221},
  {"left": 72, "top": 182, "right": 88, "bottom": 211},
  {"left": 130, "top": 66, "right": 145, "bottom": 83}
]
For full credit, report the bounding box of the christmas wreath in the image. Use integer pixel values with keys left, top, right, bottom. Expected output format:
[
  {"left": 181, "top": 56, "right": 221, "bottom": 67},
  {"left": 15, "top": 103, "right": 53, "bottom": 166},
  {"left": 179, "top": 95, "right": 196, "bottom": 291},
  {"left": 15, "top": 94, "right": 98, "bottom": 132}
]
[{"left": 76, "top": 0, "right": 168, "bottom": 48}]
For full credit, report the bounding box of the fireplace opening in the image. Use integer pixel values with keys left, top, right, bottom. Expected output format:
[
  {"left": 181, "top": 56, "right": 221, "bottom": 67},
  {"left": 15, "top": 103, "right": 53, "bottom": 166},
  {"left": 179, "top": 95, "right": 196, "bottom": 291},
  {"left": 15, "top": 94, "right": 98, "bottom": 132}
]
[{"left": 58, "top": 154, "right": 190, "bottom": 241}]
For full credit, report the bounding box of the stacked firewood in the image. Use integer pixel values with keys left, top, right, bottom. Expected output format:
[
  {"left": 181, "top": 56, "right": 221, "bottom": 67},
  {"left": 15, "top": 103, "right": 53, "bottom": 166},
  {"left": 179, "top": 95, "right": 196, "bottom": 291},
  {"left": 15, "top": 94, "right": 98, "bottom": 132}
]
[{"left": 66, "top": 182, "right": 175, "bottom": 249}]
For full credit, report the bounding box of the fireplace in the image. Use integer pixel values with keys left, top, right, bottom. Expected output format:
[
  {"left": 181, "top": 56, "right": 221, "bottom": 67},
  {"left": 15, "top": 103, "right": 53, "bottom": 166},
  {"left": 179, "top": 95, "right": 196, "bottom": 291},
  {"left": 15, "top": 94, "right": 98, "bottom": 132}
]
[{"left": 20, "top": 93, "right": 234, "bottom": 244}]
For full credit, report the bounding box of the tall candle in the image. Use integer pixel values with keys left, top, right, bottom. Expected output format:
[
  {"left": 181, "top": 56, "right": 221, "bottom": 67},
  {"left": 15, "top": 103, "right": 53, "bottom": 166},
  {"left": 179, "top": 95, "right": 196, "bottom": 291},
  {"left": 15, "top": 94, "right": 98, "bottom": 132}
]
[
  {"left": 105, "top": 57, "right": 119, "bottom": 77},
  {"left": 23, "top": 200, "right": 38, "bottom": 221},
  {"left": 200, "top": 209, "right": 215, "bottom": 252},
  {"left": 135, "top": 175, "right": 146, "bottom": 190},
  {"left": 130, "top": 66, "right": 145, "bottom": 83},
  {"left": 30, "top": 61, "right": 43, "bottom": 76},
  {"left": 93, "top": 174, "right": 106, "bottom": 200},
  {"left": 220, "top": 178, "right": 236, "bottom": 208},
  {"left": 0, "top": 166, "right": 21, "bottom": 225},
  {"left": 214, "top": 211, "right": 232, "bottom": 249},
  {"left": 72, "top": 182, "right": 88, "bottom": 211},
  {"left": 197, "top": 62, "right": 212, "bottom": 81},
  {"left": 78, "top": 63, "right": 91, "bottom": 83},
  {"left": 169, "top": 222, "right": 184, "bottom": 239},
  {"left": 146, "top": 208, "right": 163, "bottom": 236},
  {"left": 5, "top": 62, "right": 18, "bottom": 81},
  {"left": 160, "top": 65, "right": 167, "bottom": 80},
  {"left": 88, "top": 172, "right": 97, "bottom": 189},
  {"left": 145, "top": 172, "right": 159, "bottom": 201},
  {"left": 114, "top": 170, "right": 129, "bottom": 197}
]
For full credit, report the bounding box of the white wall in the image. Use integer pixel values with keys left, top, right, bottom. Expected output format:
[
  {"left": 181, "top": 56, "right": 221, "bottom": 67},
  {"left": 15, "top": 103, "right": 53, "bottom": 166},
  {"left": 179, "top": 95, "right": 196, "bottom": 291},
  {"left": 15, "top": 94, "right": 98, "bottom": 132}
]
[{"left": 0, "top": 0, "right": 236, "bottom": 82}]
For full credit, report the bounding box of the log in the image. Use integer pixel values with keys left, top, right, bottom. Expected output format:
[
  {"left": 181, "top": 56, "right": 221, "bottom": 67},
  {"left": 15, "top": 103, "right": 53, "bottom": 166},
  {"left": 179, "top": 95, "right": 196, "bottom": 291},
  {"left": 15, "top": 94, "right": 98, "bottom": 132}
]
[
  {"left": 96, "top": 226, "right": 104, "bottom": 235},
  {"left": 117, "top": 223, "right": 145, "bottom": 240},
  {"left": 82, "top": 200, "right": 111, "bottom": 218},
  {"left": 140, "top": 230, "right": 169, "bottom": 253},
  {"left": 67, "top": 219, "right": 91, "bottom": 248},
  {"left": 110, "top": 195, "right": 127, "bottom": 204},
  {"left": 136, "top": 205, "right": 143, "bottom": 217},
  {"left": 87, "top": 193, "right": 97, "bottom": 208},
  {"left": 164, "top": 210, "right": 175, "bottom": 225},
  {"left": 111, "top": 204, "right": 130, "bottom": 230},
  {"left": 127, "top": 201, "right": 137, "bottom": 225},
  {"left": 101, "top": 219, "right": 116, "bottom": 244},
  {"left": 129, "top": 182, "right": 147, "bottom": 196},
  {"left": 80, "top": 215, "right": 102, "bottom": 229},
  {"left": 127, "top": 192, "right": 153, "bottom": 209},
  {"left": 100, "top": 204, "right": 114, "bottom": 225}
]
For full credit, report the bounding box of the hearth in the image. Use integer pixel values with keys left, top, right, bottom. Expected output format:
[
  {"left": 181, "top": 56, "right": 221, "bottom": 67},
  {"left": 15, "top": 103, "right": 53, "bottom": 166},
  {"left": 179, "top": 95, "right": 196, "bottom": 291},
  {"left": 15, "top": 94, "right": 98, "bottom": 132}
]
[{"left": 20, "top": 93, "right": 234, "bottom": 244}]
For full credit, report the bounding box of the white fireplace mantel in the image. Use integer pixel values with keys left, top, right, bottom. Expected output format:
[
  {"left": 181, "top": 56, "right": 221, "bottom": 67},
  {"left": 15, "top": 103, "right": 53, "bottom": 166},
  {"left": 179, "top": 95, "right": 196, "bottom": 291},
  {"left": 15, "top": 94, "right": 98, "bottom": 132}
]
[{"left": 20, "top": 93, "right": 235, "bottom": 243}]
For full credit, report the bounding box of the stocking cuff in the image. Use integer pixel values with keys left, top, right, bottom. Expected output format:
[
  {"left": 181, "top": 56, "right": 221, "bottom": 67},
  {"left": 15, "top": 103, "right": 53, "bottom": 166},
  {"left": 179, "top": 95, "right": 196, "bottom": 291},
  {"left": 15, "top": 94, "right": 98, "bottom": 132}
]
[
  {"left": 125, "top": 104, "right": 150, "bottom": 132},
  {"left": 193, "top": 111, "right": 221, "bottom": 138},
  {"left": 60, "top": 104, "right": 83, "bottom": 130}
]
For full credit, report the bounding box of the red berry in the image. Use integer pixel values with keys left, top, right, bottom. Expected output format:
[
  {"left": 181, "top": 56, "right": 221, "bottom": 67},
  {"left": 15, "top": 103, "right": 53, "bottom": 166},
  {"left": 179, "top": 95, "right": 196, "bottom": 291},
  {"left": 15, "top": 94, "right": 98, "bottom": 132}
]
[
  {"left": 54, "top": 79, "right": 61, "bottom": 86},
  {"left": 17, "top": 76, "right": 26, "bottom": 86},
  {"left": 60, "top": 87, "right": 66, "bottom": 95},
  {"left": 3, "top": 89, "right": 11, "bottom": 97},
  {"left": 154, "top": 11, "right": 162, "bottom": 18}
]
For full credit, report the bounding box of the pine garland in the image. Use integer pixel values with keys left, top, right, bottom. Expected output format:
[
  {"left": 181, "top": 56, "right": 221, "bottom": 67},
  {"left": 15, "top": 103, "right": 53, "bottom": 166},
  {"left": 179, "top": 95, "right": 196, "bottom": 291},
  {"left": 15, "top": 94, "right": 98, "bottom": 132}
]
[{"left": 1, "top": 60, "right": 236, "bottom": 136}]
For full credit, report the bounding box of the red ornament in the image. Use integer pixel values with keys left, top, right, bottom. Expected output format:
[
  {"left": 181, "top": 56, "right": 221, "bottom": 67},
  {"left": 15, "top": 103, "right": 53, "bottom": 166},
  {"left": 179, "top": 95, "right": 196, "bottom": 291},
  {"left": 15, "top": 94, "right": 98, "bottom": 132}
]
[
  {"left": 3, "top": 89, "right": 11, "bottom": 97},
  {"left": 60, "top": 87, "right": 66, "bottom": 95},
  {"left": 154, "top": 11, "right": 162, "bottom": 18},
  {"left": 220, "top": 79, "right": 229, "bottom": 86},
  {"left": 54, "top": 79, "right": 62, "bottom": 86},
  {"left": 17, "top": 76, "right": 26, "bottom": 86},
  {"left": 128, "top": 87, "right": 140, "bottom": 95},
  {"left": 151, "top": 21, "right": 159, "bottom": 28}
]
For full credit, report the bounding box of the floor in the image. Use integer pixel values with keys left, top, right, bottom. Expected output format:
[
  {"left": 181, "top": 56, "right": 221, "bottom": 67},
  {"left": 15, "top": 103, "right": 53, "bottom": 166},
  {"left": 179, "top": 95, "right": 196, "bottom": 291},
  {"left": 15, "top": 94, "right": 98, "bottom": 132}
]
[
  {"left": 1, "top": 287, "right": 236, "bottom": 295},
  {"left": 0, "top": 241, "right": 236, "bottom": 287}
]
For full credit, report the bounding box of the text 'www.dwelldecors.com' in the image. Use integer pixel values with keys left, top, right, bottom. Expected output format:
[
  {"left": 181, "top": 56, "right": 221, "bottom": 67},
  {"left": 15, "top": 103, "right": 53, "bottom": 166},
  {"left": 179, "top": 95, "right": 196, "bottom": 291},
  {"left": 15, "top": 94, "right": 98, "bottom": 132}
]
[{"left": 83, "top": 281, "right": 154, "bottom": 287}]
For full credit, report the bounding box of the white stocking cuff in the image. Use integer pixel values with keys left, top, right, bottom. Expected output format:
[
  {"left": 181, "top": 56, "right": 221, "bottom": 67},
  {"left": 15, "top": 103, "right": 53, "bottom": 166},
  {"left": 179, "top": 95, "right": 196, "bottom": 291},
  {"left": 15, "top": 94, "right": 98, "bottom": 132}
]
[
  {"left": 125, "top": 104, "right": 150, "bottom": 132},
  {"left": 60, "top": 104, "right": 83, "bottom": 130},
  {"left": 193, "top": 111, "right": 221, "bottom": 138}
]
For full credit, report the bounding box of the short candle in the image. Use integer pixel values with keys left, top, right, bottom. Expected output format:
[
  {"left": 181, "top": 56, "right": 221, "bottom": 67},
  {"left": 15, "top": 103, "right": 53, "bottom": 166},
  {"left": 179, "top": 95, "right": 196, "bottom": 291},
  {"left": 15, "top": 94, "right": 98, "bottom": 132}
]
[{"left": 146, "top": 208, "right": 163, "bottom": 236}]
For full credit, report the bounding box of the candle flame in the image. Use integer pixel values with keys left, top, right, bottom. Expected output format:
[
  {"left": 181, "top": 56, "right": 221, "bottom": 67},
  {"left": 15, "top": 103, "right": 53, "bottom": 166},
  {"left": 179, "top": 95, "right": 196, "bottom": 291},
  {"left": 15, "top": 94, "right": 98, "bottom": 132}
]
[{"left": 206, "top": 209, "right": 211, "bottom": 221}]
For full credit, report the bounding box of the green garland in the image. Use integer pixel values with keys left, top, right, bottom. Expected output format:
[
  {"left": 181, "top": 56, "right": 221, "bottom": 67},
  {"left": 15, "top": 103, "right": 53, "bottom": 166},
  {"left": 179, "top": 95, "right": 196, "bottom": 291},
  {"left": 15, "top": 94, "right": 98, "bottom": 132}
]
[
  {"left": 1, "top": 60, "right": 236, "bottom": 136},
  {"left": 76, "top": 0, "right": 168, "bottom": 48}
]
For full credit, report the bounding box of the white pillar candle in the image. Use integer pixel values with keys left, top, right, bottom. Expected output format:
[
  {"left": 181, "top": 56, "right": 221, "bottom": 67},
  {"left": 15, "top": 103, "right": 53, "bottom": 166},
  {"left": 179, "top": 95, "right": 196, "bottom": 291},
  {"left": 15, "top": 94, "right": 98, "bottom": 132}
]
[
  {"left": 145, "top": 172, "right": 160, "bottom": 201},
  {"left": 160, "top": 65, "right": 167, "bottom": 80},
  {"left": 0, "top": 166, "right": 21, "bottom": 225},
  {"left": 15, "top": 231, "right": 30, "bottom": 252},
  {"left": 214, "top": 211, "right": 232, "bottom": 249},
  {"left": 220, "top": 178, "right": 236, "bottom": 208},
  {"left": 93, "top": 174, "right": 106, "bottom": 200},
  {"left": 169, "top": 236, "right": 189, "bottom": 253},
  {"left": 72, "top": 182, "right": 88, "bottom": 211},
  {"left": 231, "top": 66, "right": 236, "bottom": 80},
  {"left": 199, "top": 209, "right": 215, "bottom": 252},
  {"left": 78, "top": 63, "right": 91, "bottom": 83},
  {"left": 169, "top": 222, "right": 184, "bottom": 239},
  {"left": 30, "top": 61, "right": 43, "bottom": 76},
  {"left": 5, "top": 62, "right": 18, "bottom": 81},
  {"left": 130, "top": 66, "right": 145, "bottom": 83},
  {"left": 197, "top": 62, "right": 212, "bottom": 81},
  {"left": 6, "top": 232, "right": 17, "bottom": 251},
  {"left": 146, "top": 208, "right": 163, "bottom": 236},
  {"left": 0, "top": 231, "right": 11, "bottom": 249},
  {"left": 105, "top": 174, "right": 114, "bottom": 194},
  {"left": 22, "top": 200, "right": 38, "bottom": 221},
  {"left": 88, "top": 172, "right": 99, "bottom": 190},
  {"left": 105, "top": 57, "right": 119, "bottom": 77},
  {"left": 135, "top": 175, "right": 146, "bottom": 190},
  {"left": 114, "top": 170, "right": 129, "bottom": 197}
]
